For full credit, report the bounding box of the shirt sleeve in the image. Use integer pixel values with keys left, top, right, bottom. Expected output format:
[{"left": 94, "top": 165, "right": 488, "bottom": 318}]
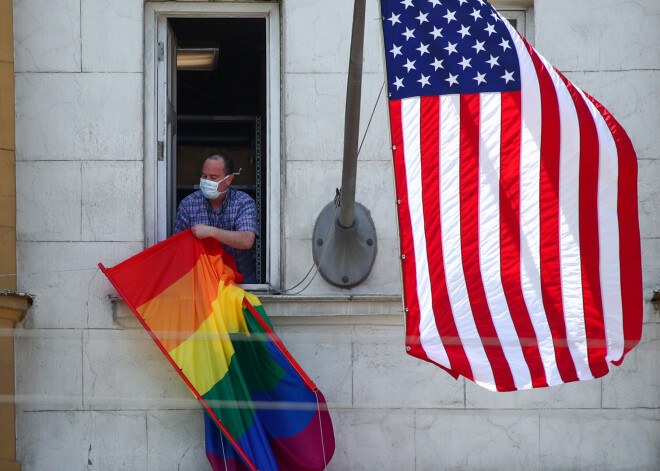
[
  {"left": 173, "top": 203, "right": 190, "bottom": 235},
  {"left": 234, "top": 197, "right": 259, "bottom": 236}
]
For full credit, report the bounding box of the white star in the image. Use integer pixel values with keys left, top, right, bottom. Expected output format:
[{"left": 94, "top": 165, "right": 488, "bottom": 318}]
[
  {"left": 484, "top": 23, "right": 496, "bottom": 36},
  {"left": 499, "top": 38, "right": 511, "bottom": 51},
  {"left": 457, "top": 24, "right": 471, "bottom": 38},
  {"left": 403, "top": 58, "right": 417, "bottom": 72},
  {"left": 431, "top": 57, "right": 444, "bottom": 70},
  {"left": 486, "top": 54, "right": 500, "bottom": 68},
  {"left": 418, "top": 74, "right": 431, "bottom": 88},
  {"left": 444, "top": 41, "right": 458, "bottom": 55},
  {"left": 476, "top": 0, "right": 486, "bottom": 6},
  {"left": 470, "top": 8, "right": 482, "bottom": 22},
  {"left": 501, "top": 70, "right": 515, "bottom": 83},
  {"left": 445, "top": 73, "right": 459, "bottom": 86},
  {"left": 402, "top": 27, "right": 416, "bottom": 41},
  {"left": 458, "top": 56, "right": 473, "bottom": 70},
  {"left": 491, "top": 11, "right": 501, "bottom": 22},
  {"left": 388, "top": 13, "right": 401, "bottom": 26},
  {"left": 458, "top": 0, "right": 468, "bottom": 5},
  {"left": 473, "top": 71, "right": 487, "bottom": 85},
  {"left": 430, "top": 26, "right": 444, "bottom": 39},
  {"left": 472, "top": 39, "right": 486, "bottom": 54},
  {"left": 416, "top": 42, "right": 430, "bottom": 56},
  {"left": 393, "top": 76, "right": 405, "bottom": 90},
  {"left": 416, "top": 11, "right": 429, "bottom": 24},
  {"left": 428, "top": 0, "right": 442, "bottom": 7},
  {"left": 444, "top": 10, "right": 457, "bottom": 23},
  {"left": 401, "top": 0, "right": 414, "bottom": 9},
  {"left": 390, "top": 44, "right": 403, "bottom": 58}
]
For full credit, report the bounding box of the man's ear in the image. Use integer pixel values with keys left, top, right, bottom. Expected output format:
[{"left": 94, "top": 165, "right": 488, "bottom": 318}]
[{"left": 227, "top": 174, "right": 235, "bottom": 185}]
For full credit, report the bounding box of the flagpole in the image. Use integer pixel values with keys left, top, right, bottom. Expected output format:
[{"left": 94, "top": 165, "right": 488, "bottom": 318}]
[
  {"left": 338, "top": 0, "right": 366, "bottom": 228},
  {"left": 311, "top": 0, "right": 377, "bottom": 288}
]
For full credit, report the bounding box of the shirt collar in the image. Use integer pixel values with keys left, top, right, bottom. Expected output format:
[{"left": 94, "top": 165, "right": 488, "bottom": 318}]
[{"left": 204, "top": 187, "right": 233, "bottom": 214}]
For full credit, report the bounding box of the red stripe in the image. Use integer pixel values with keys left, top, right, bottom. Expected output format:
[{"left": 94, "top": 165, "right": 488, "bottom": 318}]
[
  {"left": 498, "top": 91, "right": 548, "bottom": 388},
  {"left": 104, "top": 230, "right": 239, "bottom": 309},
  {"left": 419, "top": 95, "right": 473, "bottom": 380},
  {"left": 585, "top": 94, "right": 643, "bottom": 364},
  {"left": 390, "top": 100, "right": 428, "bottom": 363},
  {"left": 105, "top": 230, "right": 201, "bottom": 308},
  {"left": 558, "top": 73, "right": 609, "bottom": 378},
  {"left": 459, "top": 93, "right": 515, "bottom": 392},
  {"left": 390, "top": 99, "right": 459, "bottom": 378},
  {"left": 526, "top": 45, "right": 579, "bottom": 383}
]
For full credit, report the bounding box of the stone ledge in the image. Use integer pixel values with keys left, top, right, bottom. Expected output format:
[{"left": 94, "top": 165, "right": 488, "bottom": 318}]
[{"left": 110, "top": 294, "right": 404, "bottom": 328}]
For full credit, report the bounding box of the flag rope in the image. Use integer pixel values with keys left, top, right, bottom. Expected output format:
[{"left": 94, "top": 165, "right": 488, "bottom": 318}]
[
  {"left": 220, "top": 433, "right": 229, "bottom": 471},
  {"left": 315, "top": 390, "right": 329, "bottom": 470}
]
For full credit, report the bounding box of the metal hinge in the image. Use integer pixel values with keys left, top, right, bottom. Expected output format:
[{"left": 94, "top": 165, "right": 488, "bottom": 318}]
[
  {"left": 157, "top": 42, "right": 165, "bottom": 62},
  {"left": 157, "top": 141, "right": 164, "bottom": 161}
]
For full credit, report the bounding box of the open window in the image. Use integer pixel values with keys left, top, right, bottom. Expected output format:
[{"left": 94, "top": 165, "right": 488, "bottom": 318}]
[{"left": 145, "top": 4, "right": 281, "bottom": 288}]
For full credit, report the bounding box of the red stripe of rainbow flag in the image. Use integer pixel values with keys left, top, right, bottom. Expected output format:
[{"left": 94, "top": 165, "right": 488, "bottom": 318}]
[{"left": 99, "top": 230, "right": 335, "bottom": 471}]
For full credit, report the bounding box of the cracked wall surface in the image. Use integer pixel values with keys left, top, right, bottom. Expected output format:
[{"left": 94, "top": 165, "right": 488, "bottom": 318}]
[{"left": 12, "top": 0, "right": 659, "bottom": 470}]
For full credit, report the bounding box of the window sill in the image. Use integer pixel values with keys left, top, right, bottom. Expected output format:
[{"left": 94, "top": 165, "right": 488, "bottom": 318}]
[{"left": 109, "top": 294, "right": 403, "bottom": 328}]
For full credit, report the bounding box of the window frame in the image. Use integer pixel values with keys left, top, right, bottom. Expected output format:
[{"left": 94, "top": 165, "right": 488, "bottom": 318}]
[
  {"left": 493, "top": 1, "right": 535, "bottom": 46},
  {"left": 143, "top": 2, "right": 281, "bottom": 289}
]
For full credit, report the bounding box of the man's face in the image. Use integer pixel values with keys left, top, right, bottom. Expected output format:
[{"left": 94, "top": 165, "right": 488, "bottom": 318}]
[{"left": 201, "top": 158, "right": 233, "bottom": 193}]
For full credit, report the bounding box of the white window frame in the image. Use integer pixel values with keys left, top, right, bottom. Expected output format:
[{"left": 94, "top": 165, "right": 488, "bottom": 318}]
[
  {"left": 493, "top": 1, "right": 535, "bottom": 45},
  {"left": 143, "top": 2, "right": 281, "bottom": 289}
]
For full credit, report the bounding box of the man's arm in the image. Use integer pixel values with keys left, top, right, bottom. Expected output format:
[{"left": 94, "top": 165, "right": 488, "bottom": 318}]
[
  {"left": 190, "top": 224, "right": 255, "bottom": 249},
  {"left": 173, "top": 204, "right": 190, "bottom": 234}
]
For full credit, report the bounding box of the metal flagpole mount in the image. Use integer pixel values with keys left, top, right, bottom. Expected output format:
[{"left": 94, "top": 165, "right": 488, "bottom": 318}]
[
  {"left": 311, "top": 0, "right": 377, "bottom": 289},
  {"left": 312, "top": 199, "right": 377, "bottom": 289}
]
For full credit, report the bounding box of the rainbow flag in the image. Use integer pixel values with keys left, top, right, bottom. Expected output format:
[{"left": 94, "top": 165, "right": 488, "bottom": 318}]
[{"left": 99, "top": 230, "right": 335, "bottom": 471}]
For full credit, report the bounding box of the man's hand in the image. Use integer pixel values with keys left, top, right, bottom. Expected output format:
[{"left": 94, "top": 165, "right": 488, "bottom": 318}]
[{"left": 191, "top": 224, "right": 214, "bottom": 239}]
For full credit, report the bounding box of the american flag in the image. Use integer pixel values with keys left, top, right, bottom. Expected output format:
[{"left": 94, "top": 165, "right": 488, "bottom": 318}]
[{"left": 381, "top": 0, "right": 643, "bottom": 391}]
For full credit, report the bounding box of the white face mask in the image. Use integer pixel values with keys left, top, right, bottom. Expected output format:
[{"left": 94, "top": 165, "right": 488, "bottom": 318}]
[{"left": 199, "top": 169, "right": 242, "bottom": 200}]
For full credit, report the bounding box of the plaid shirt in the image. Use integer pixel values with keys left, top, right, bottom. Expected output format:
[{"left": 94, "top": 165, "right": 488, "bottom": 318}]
[{"left": 173, "top": 188, "right": 259, "bottom": 283}]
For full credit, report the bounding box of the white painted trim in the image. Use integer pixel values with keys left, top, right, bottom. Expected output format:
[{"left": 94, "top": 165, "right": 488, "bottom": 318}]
[
  {"left": 492, "top": 0, "right": 534, "bottom": 8},
  {"left": 143, "top": 2, "right": 281, "bottom": 288},
  {"left": 493, "top": 3, "right": 535, "bottom": 46},
  {"left": 501, "top": 9, "right": 527, "bottom": 37}
]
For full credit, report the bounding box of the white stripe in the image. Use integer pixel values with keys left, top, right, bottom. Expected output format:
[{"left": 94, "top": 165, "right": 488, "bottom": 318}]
[
  {"left": 579, "top": 91, "right": 624, "bottom": 362},
  {"left": 478, "top": 92, "right": 533, "bottom": 390},
  {"left": 538, "top": 55, "right": 593, "bottom": 380},
  {"left": 439, "top": 94, "right": 496, "bottom": 390},
  {"left": 400, "top": 97, "right": 451, "bottom": 369},
  {"left": 506, "top": 22, "right": 563, "bottom": 386}
]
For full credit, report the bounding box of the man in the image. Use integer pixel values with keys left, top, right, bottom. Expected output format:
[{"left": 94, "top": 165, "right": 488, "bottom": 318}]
[{"left": 173, "top": 153, "right": 259, "bottom": 283}]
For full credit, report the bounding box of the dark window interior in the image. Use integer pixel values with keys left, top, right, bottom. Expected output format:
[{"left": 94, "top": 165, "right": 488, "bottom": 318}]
[{"left": 170, "top": 17, "right": 267, "bottom": 283}]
